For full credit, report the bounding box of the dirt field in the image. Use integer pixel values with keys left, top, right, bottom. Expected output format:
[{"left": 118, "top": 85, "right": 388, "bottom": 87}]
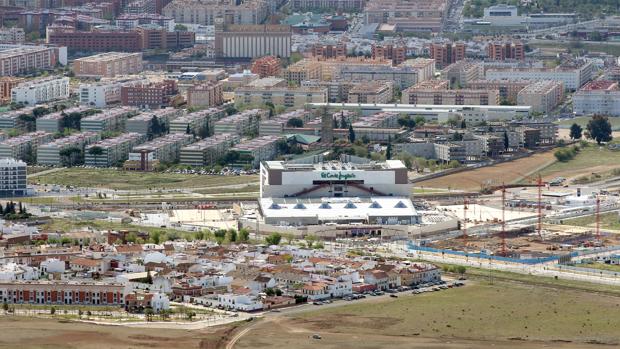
[
  {"left": 416, "top": 150, "right": 557, "bottom": 191},
  {"left": 236, "top": 280, "right": 620, "bottom": 349},
  {"left": 0, "top": 317, "right": 234, "bottom": 349}
]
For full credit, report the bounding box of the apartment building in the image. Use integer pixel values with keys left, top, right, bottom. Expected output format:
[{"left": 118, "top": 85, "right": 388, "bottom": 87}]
[
  {"left": 11, "top": 77, "right": 70, "bottom": 105},
  {"left": 259, "top": 109, "right": 312, "bottom": 136},
  {"left": 486, "top": 59, "right": 594, "bottom": 90},
  {"left": 169, "top": 108, "right": 225, "bottom": 135},
  {"left": 0, "top": 280, "right": 125, "bottom": 306},
  {"left": 517, "top": 80, "right": 564, "bottom": 114},
  {"left": 186, "top": 81, "right": 223, "bottom": 108},
  {"left": 84, "top": 132, "right": 146, "bottom": 167},
  {"left": 120, "top": 79, "right": 178, "bottom": 109},
  {"left": 282, "top": 59, "right": 323, "bottom": 85},
  {"left": 214, "top": 109, "right": 266, "bottom": 136},
  {"left": 429, "top": 42, "right": 465, "bottom": 69},
  {"left": 80, "top": 107, "right": 139, "bottom": 133},
  {"left": 78, "top": 77, "right": 149, "bottom": 108},
  {"left": 73, "top": 52, "right": 143, "bottom": 78},
  {"left": 0, "top": 107, "right": 37, "bottom": 129},
  {"left": 290, "top": 0, "right": 364, "bottom": 11},
  {"left": 135, "top": 25, "right": 195, "bottom": 51},
  {"left": 215, "top": 24, "right": 292, "bottom": 59},
  {"left": 163, "top": 0, "right": 270, "bottom": 26},
  {"left": 179, "top": 133, "right": 238, "bottom": 166},
  {"left": 37, "top": 132, "right": 101, "bottom": 166},
  {"left": 0, "top": 27, "right": 25, "bottom": 43},
  {"left": 311, "top": 43, "right": 347, "bottom": 60},
  {"left": 301, "top": 80, "right": 355, "bottom": 103},
  {"left": 0, "top": 131, "right": 53, "bottom": 163},
  {"left": 36, "top": 107, "right": 91, "bottom": 133},
  {"left": 371, "top": 44, "right": 406, "bottom": 65},
  {"left": 125, "top": 108, "right": 182, "bottom": 136},
  {"left": 441, "top": 60, "right": 482, "bottom": 88},
  {"left": 230, "top": 135, "right": 281, "bottom": 168},
  {"left": 235, "top": 77, "right": 327, "bottom": 108},
  {"left": 486, "top": 41, "right": 525, "bottom": 61},
  {"left": 364, "top": 0, "right": 447, "bottom": 32},
  {"left": 0, "top": 77, "right": 23, "bottom": 104},
  {"left": 0, "top": 45, "right": 62, "bottom": 76},
  {"left": 352, "top": 112, "right": 399, "bottom": 129},
  {"left": 250, "top": 56, "right": 281, "bottom": 78},
  {"left": 509, "top": 120, "right": 558, "bottom": 145},
  {"left": 0, "top": 158, "right": 27, "bottom": 197},
  {"left": 348, "top": 81, "right": 394, "bottom": 104},
  {"left": 402, "top": 80, "right": 499, "bottom": 106},
  {"left": 337, "top": 58, "right": 435, "bottom": 89},
  {"left": 573, "top": 80, "right": 620, "bottom": 116},
  {"left": 129, "top": 133, "right": 194, "bottom": 165},
  {"left": 115, "top": 14, "right": 176, "bottom": 32},
  {"left": 468, "top": 79, "right": 531, "bottom": 104}
]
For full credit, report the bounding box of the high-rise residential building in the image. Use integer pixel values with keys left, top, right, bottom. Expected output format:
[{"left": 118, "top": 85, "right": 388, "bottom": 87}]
[
  {"left": 517, "top": 80, "right": 564, "bottom": 114},
  {"left": 215, "top": 24, "right": 292, "bottom": 59},
  {"left": 186, "top": 81, "right": 224, "bottom": 108},
  {"left": 0, "top": 27, "right": 25, "bottom": 43},
  {"left": 0, "top": 158, "right": 27, "bottom": 197},
  {"left": 250, "top": 56, "right": 282, "bottom": 78},
  {"left": 486, "top": 41, "right": 525, "bottom": 61},
  {"left": 235, "top": 78, "right": 327, "bottom": 109},
  {"left": 371, "top": 44, "right": 406, "bottom": 65},
  {"left": 429, "top": 42, "right": 466, "bottom": 69},
  {"left": 0, "top": 131, "right": 53, "bottom": 163},
  {"left": 11, "top": 77, "right": 70, "bottom": 105},
  {"left": 348, "top": 81, "right": 394, "bottom": 104},
  {"left": 73, "top": 52, "right": 143, "bottom": 78},
  {"left": 311, "top": 43, "right": 347, "bottom": 60}
]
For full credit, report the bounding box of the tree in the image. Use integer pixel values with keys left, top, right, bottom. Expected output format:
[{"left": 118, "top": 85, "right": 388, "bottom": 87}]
[
  {"left": 340, "top": 114, "right": 348, "bottom": 129},
  {"left": 286, "top": 117, "right": 303, "bottom": 128},
  {"left": 145, "top": 270, "right": 153, "bottom": 284},
  {"left": 88, "top": 146, "right": 104, "bottom": 165},
  {"left": 386, "top": 137, "right": 392, "bottom": 160},
  {"left": 186, "top": 124, "right": 191, "bottom": 134},
  {"left": 348, "top": 125, "right": 356, "bottom": 143},
  {"left": 503, "top": 131, "right": 509, "bottom": 151},
  {"left": 265, "top": 233, "right": 282, "bottom": 245},
  {"left": 50, "top": 307, "right": 56, "bottom": 315},
  {"left": 569, "top": 123, "right": 583, "bottom": 140},
  {"left": 145, "top": 308, "right": 154, "bottom": 321},
  {"left": 228, "top": 229, "right": 238, "bottom": 242},
  {"left": 587, "top": 115, "right": 612, "bottom": 144},
  {"left": 174, "top": 24, "right": 188, "bottom": 31},
  {"left": 456, "top": 266, "right": 466, "bottom": 275},
  {"left": 460, "top": 119, "right": 467, "bottom": 129},
  {"left": 239, "top": 228, "right": 250, "bottom": 242},
  {"left": 2, "top": 302, "right": 8, "bottom": 312}
]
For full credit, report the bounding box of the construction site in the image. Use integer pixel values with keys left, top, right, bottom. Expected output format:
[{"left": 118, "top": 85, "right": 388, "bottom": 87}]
[{"left": 414, "top": 179, "right": 620, "bottom": 263}]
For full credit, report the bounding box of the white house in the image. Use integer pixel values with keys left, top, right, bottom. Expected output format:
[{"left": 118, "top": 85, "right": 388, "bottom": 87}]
[
  {"left": 217, "top": 293, "right": 263, "bottom": 311},
  {"left": 40, "top": 258, "right": 65, "bottom": 276},
  {"left": 0, "top": 263, "right": 38, "bottom": 281}
]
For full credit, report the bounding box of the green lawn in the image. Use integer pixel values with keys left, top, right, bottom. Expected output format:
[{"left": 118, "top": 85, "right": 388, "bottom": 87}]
[
  {"left": 533, "top": 41, "right": 620, "bottom": 57},
  {"left": 563, "top": 212, "right": 620, "bottom": 230},
  {"left": 578, "top": 262, "right": 620, "bottom": 273},
  {"left": 292, "top": 279, "right": 620, "bottom": 344},
  {"left": 42, "top": 218, "right": 196, "bottom": 239},
  {"left": 557, "top": 116, "right": 620, "bottom": 131},
  {"left": 536, "top": 145, "right": 620, "bottom": 178},
  {"left": 28, "top": 168, "right": 259, "bottom": 190}
]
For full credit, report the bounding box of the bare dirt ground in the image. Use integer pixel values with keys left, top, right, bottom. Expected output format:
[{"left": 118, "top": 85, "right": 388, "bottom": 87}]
[
  {"left": 0, "top": 316, "right": 235, "bottom": 349},
  {"left": 416, "top": 150, "right": 557, "bottom": 191}
]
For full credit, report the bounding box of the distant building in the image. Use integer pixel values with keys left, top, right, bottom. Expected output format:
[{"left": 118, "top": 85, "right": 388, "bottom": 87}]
[
  {"left": 120, "top": 79, "right": 178, "bottom": 109},
  {"left": 429, "top": 42, "right": 465, "bottom": 69},
  {"left": 517, "top": 80, "right": 564, "bottom": 114},
  {"left": 573, "top": 80, "right": 620, "bottom": 116},
  {"left": 250, "top": 56, "right": 281, "bottom": 78},
  {"left": 371, "top": 44, "right": 406, "bottom": 65},
  {"left": 0, "top": 27, "right": 25, "bottom": 43},
  {"left": 73, "top": 52, "right": 143, "bottom": 78},
  {"left": 348, "top": 81, "right": 394, "bottom": 104},
  {"left": 11, "top": 76, "right": 70, "bottom": 105},
  {"left": 186, "top": 81, "right": 224, "bottom": 108},
  {"left": 486, "top": 41, "right": 525, "bottom": 61},
  {"left": 215, "top": 24, "right": 292, "bottom": 59}
]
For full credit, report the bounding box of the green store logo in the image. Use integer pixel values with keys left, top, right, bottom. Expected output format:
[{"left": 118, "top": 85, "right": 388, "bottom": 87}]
[{"left": 320, "top": 172, "right": 356, "bottom": 180}]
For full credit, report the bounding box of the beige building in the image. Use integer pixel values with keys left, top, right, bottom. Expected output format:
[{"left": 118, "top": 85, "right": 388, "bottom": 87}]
[
  {"left": 73, "top": 52, "right": 143, "bottom": 78},
  {"left": 468, "top": 79, "right": 531, "bottom": 104},
  {"left": 348, "top": 81, "right": 394, "bottom": 104},
  {"left": 235, "top": 77, "right": 327, "bottom": 109},
  {"left": 517, "top": 80, "right": 564, "bottom": 114},
  {"left": 402, "top": 79, "right": 499, "bottom": 106},
  {"left": 215, "top": 24, "right": 292, "bottom": 59},
  {"left": 186, "top": 81, "right": 223, "bottom": 108}
]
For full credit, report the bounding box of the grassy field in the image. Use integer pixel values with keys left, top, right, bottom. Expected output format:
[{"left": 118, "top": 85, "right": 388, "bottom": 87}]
[
  {"left": 535, "top": 145, "right": 620, "bottom": 182},
  {"left": 578, "top": 262, "right": 620, "bottom": 273},
  {"left": 557, "top": 116, "right": 620, "bottom": 131},
  {"left": 42, "top": 218, "right": 195, "bottom": 238},
  {"left": 0, "top": 316, "right": 235, "bottom": 349},
  {"left": 415, "top": 150, "right": 557, "bottom": 191},
  {"left": 237, "top": 279, "right": 620, "bottom": 349},
  {"left": 28, "top": 168, "right": 259, "bottom": 190},
  {"left": 532, "top": 41, "right": 620, "bottom": 57},
  {"left": 563, "top": 212, "right": 620, "bottom": 231}
]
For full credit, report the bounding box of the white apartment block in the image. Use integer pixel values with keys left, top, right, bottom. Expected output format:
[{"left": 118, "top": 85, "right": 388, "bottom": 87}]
[
  {"left": 573, "top": 80, "right": 620, "bottom": 116},
  {"left": 79, "top": 77, "right": 148, "bottom": 108},
  {"left": 0, "top": 27, "right": 25, "bottom": 43},
  {"left": 486, "top": 60, "right": 594, "bottom": 90},
  {"left": 85, "top": 133, "right": 146, "bottom": 167},
  {"left": 11, "top": 77, "right": 70, "bottom": 105}
]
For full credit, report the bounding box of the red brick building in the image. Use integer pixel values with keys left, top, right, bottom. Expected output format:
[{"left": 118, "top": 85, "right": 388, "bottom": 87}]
[
  {"left": 312, "top": 43, "right": 346, "bottom": 60},
  {"left": 0, "top": 281, "right": 125, "bottom": 306},
  {"left": 371, "top": 44, "right": 406, "bottom": 65},
  {"left": 486, "top": 41, "right": 525, "bottom": 61},
  {"left": 250, "top": 56, "right": 281, "bottom": 78},
  {"left": 429, "top": 42, "right": 465, "bottom": 69},
  {"left": 121, "top": 79, "right": 178, "bottom": 109}
]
